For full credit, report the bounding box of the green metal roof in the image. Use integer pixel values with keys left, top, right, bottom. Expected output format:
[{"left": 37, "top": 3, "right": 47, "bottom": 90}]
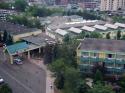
[{"left": 6, "top": 42, "right": 29, "bottom": 55}]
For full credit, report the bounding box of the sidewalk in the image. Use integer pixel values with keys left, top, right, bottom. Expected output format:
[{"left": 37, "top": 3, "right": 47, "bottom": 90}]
[{"left": 29, "top": 58, "right": 55, "bottom": 93}]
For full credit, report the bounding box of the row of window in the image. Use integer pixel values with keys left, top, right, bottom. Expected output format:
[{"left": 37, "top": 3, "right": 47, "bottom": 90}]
[
  {"left": 81, "top": 51, "right": 125, "bottom": 59},
  {"left": 80, "top": 62, "right": 125, "bottom": 68}
]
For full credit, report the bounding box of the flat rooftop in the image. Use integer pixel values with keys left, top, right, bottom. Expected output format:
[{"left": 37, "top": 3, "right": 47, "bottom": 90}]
[
  {"left": 0, "top": 21, "right": 40, "bottom": 35},
  {"left": 78, "top": 38, "right": 125, "bottom": 53},
  {"left": 21, "top": 33, "right": 56, "bottom": 46}
]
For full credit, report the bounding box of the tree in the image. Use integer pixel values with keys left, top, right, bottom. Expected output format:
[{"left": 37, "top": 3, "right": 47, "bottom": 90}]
[
  {"left": 63, "top": 34, "right": 70, "bottom": 43},
  {"left": 106, "top": 32, "right": 111, "bottom": 39},
  {"left": 3, "top": 30, "right": 8, "bottom": 43},
  {"left": 6, "top": 34, "right": 13, "bottom": 45},
  {"left": 63, "top": 67, "right": 81, "bottom": 93},
  {"left": 94, "top": 70, "right": 103, "bottom": 83},
  {"left": 0, "top": 2, "right": 10, "bottom": 9},
  {"left": 88, "top": 82, "right": 115, "bottom": 93},
  {"left": 121, "top": 35, "right": 125, "bottom": 40},
  {"left": 49, "top": 59, "right": 66, "bottom": 89},
  {"left": 0, "top": 84, "right": 12, "bottom": 93},
  {"left": 43, "top": 44, "right": 53, "bottom": 64},
  {"left": 14, "top": 0, "right": 28, "bottom": 11},
  {"left": 117, "top": 30, "right": 121, "bottom": 40},
  {"left": 76, "top": 80, "right": 89, "bottom": 93},
  {"left": 118, "top": 74, "right": 125, "bottom": 92},
  {"left": 90, "top": 32, "right": 102, "bottom": 38}
]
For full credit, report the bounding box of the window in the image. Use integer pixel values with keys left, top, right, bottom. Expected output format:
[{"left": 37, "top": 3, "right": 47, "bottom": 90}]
[
  {"left": 90, "top": 52, "right": 98, "bottom": 57},
  {"left": 105, "top": 63, "right": 114, "bottom": 67},
  {"left": 108, "top": 54, "right": 112, "bottom": 58},
  {"left": 82, "top": 51, "right": 89, "bottom": 56}
]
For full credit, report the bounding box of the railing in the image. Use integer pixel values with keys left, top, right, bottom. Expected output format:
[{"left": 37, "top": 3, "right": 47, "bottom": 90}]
[
  {"left": 80, "top": 56, "right": 89, "bottom": 62},
  {"left": 79, "top": 64, "right": 93, "bottom": 73},
  {"left": 80, "top": 56, "right": 125, "bottom": 64},
  {"left": 104, "top": 58, "right": 115, "bottom": 63},
  {"left": 115, "top": 59, "right": 125, "bottom": 64},
  {"left": 106, "top": 67, "right": 125, "bottom": 74}
]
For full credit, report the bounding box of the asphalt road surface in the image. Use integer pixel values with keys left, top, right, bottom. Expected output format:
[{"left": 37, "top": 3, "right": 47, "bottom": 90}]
[{"left": 0, "top": 48, "right": 46, "bottom": 93}]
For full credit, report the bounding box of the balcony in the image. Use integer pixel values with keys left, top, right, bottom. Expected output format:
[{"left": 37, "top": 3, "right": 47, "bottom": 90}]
[
  {"left": 115, "top": 59, "right": 125, "bottom": 64},
  {"left": 106, "top": 67, "right": 125, "bottom": 74},
  {"left": 104, "top": 58, "right": 115, "bottom": 63},
  {"left": 90, "top": 57, "right": 99, "bottom": 63},
  {"left": 80, "top": 56, "right": 90, "bottom": 62},
  {"left": 79, "top": 64, "right": 93, "bottom": 73}
]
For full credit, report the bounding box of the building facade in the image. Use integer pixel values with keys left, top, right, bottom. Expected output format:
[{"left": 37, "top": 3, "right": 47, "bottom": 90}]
[
  {"left": 100, "top": 0, "right": 125, "bottom": 11},
  {"left": 77, "top": 38, "right": 125, "bottom": 76}
]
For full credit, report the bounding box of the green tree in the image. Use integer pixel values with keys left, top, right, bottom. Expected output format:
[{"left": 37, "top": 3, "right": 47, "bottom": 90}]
[
  {"left": 94, "top": 70, "right": 103, "bottom": 83},
  {"left": 14, "top": 0, "right": 28, "bottom": 11},
  {"left": 0, "top": 2, "right": 10, "bottom": 9},
  {"left": 88, "top": 82, "right": 115, "bottom": 93},
  {"left": 6, "top": 34, "right": 13, "bottom": 45},
  {"left": 106, "top": 32, "right": 111, "bottom": 39},
  {"left": 0, "top": 84, "right": 12, "bottom": 93},
  {"left": 117, "top": 30, "right": 121, "bottom": 40},
  {"left": 118, "top": 74, "right": 125, "bottom": 92},
  {"left": 121, "top": 34, "right": 125, "bottom": 40},
  {"left": 90, "top": 32, "right": 102, "bottom": 38},
  {"left": 63, "top": 34, "right": 70, "bottom": 43},
  {"left": 63, "top": 67, "right": 81, "bottom": 93},
  {"left": 77, "top": 31, "right": 85, "bottom": 39},
  {"left": 76, "top": 80, "right": 89, "bottom": 93},
  {"left": 49, "top": 59, "right": 66, "bottom": 89},
  {"left": 3, "top": 30, "right": 8, "bottom": 43},
  {"left": 43, "top": 44, "right": 53, "bottom": 64}
]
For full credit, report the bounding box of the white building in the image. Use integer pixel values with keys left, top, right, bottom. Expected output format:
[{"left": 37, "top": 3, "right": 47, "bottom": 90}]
[{"left": 100, "top": 0, "right": 125, "bottom": 11}]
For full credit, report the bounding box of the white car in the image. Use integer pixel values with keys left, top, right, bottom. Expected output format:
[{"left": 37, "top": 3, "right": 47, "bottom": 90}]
[{"left": 0, "top": 77, "right": 4, "bottom": 84}]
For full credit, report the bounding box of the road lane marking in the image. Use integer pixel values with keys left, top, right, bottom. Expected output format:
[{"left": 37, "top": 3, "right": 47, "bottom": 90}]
[{"left": 0, "top": 68, "right": 35, "bottom": 93}]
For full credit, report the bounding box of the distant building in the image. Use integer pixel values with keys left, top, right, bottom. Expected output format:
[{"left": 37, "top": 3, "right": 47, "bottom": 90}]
[
  {"left": 100, "top": 0, "right": 125, "bottom": 11},
  {"left": 0, "top": 9, "right": 16, "bottom": 21},
  {"left": 45, "top": 16, "right": 106, "bottom": 42},
  {"left": 27, "top": 0, "right": 46, "bottom": 6},
  {"left": 77, "top": 38, "right": 125, "bottom": 76},
  {"left": 80, "top": 0, "right": 100, "bottom": 10},
  {"left": 0, "top": 0, "right": 14, "bottom": 3}
]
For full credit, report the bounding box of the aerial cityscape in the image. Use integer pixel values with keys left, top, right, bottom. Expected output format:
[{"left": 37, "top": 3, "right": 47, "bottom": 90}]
[{"left": 0, "top": 0, "right": 125, "bottom": 93}]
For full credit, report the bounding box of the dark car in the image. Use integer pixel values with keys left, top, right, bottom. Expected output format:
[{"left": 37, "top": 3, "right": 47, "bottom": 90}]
[{"left": 13, "top": 58, "right": 23, "bottom": 65}]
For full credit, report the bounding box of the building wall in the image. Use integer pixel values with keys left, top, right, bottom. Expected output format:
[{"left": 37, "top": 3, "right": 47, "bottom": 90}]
[
  {"left": 13, "top": 30, "right": 42, "bottom": 42},
  {"left": 77, "top": 49, "right": 125, "bottom": 75},
  {"left": 100, "top": 0, "right": 125, "bottom": 11}
]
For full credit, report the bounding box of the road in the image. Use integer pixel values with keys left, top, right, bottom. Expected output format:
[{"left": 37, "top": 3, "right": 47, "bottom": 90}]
[{"left": 0, "top": 48, "right": 46, "bottom": 93}]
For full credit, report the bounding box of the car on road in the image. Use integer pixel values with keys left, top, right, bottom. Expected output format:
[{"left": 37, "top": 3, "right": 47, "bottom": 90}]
[
  {"left": 0, "top": 76, "right": 4, "bottom": 84},
  {"left": 13, "top": 58, "right": 23, "bottom": 65}
]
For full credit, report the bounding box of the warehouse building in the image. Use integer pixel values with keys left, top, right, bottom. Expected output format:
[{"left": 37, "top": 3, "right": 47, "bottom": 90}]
[{"left": 0, "top": 21, "right": 42, "bottom": 42}]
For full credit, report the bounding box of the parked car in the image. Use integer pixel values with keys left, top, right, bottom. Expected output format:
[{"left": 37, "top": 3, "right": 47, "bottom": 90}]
[
  {"left": 0, "top": 76, "right": 4, "bottom": 84},
  {"left": 13, "top": 58, "right": 23, "bottom": 65}
]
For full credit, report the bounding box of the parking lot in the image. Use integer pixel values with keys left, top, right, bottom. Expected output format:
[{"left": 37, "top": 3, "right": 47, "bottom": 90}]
[{"left": 0, "top": 48, "right": 46, "bottom": 93}]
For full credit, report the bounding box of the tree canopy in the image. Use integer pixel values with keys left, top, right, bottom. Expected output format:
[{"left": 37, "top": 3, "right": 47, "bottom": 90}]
[
  {"left": 88, "top": 82, "right": 114, "bottom": 93},
  {"left": 0, "top": 84, "right": 12, "bottom": 93},
  {"left": 14, "top": 0, "right": 28, "bottom": 11}
]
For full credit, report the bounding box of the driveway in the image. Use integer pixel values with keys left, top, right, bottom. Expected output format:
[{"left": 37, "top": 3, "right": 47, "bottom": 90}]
[{"left": 0, "top": 48, "right": 46, "bottom": 93}]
